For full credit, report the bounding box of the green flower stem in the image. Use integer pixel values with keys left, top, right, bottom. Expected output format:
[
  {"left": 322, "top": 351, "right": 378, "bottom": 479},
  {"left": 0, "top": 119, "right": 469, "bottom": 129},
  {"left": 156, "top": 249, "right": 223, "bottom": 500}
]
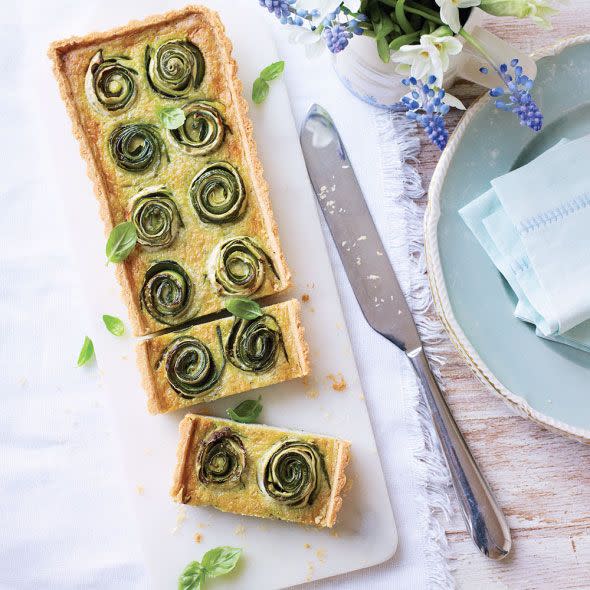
[
  {"left": 459, "top": 28, "right": 496, "bottom": 67},
  {"left": 395, "top": 0, "right": 415, "bottom": 35},
  {"left": 389, "top": 31, "right": 420, "bottom": 50},
  {"left": 406, "top": 1, "right": 446, "bottom": 20},
  {"left": 403, "top": 5, "right": 444, "bottom": 25}
]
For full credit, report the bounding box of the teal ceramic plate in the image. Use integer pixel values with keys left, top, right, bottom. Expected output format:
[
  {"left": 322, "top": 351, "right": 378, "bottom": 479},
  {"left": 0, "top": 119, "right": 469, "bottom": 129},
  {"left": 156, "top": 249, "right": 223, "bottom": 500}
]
[{"left": 425, "top": 35, "right": 590, "bottom": 442}]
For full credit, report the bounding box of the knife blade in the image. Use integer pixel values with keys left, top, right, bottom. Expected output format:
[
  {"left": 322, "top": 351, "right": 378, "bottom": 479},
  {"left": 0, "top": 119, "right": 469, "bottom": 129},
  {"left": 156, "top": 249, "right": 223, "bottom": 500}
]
[
  {"left": 300, "top": 104, "right": 511, "bottom": 560},
  {"left": 299, "top": 104, "right": 420, "bottom": 352}
]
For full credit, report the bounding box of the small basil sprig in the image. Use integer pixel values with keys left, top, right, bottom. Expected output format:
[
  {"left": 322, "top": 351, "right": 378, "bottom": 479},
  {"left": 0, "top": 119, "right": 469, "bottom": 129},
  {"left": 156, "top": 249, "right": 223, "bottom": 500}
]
[
  {"left": 106, "top": 221, "right": 137, "bottom": 263},
  {"left": 77, "top": 336, "right": 94, "bottom": 367},
  {"left": 225, "top": 297, "right": 263, "bottom": 320},
  {"left": 102, "top": 314, "right": 125, "bottom": 336},
  {"left": 158, "top": 106, "right": 186, "bottom": 130},
  {"left": 252, "top": 60, "right": 284, "bottom": 104},
  {"left": 227, "top": 395, "right": 263, "bottom": 424},
  {"left": 179, "top": 546, "right": 242, "bottom": 590}
]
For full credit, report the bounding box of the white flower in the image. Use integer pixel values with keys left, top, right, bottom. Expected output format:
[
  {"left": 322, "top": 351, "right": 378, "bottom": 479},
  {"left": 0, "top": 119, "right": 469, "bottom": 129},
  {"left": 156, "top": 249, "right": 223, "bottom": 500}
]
[
  {"left": 392, "top": 34, "right": 463, "bottom": 84},
  {"left": 295, "top": 0, "right": 361, "bottom": 23},
  {"left": 344, "top": 0, "right": 361, "bottom": 12},
  {"left": 286, "top": 24, "right": 325, "bottom": 58},
  {"left": 295, "top": 0, "right": 336, "bottom": 22},
  {"left": 435, "top": 0, "right": 481, "bottom": 33},
  {"left": 442, "top": 91, "right": 466, "bottom": 110}
]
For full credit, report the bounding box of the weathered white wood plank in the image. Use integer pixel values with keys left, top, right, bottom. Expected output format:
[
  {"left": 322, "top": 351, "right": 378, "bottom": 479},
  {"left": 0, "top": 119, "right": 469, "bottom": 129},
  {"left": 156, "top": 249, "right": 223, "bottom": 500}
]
[{"left": 419, "top": 2, "right": 590, "bottom": 586}]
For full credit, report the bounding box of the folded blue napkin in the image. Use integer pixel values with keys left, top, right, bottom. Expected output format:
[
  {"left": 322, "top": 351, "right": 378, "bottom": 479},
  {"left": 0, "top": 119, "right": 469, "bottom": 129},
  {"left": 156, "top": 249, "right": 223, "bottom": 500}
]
[{"left": 460, "top": 135, "right": 590, "bottom": 352}]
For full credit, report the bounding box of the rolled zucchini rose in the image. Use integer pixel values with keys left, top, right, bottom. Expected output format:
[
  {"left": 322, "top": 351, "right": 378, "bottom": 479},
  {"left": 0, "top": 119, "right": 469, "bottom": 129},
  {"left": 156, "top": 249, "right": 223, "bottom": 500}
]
[
  {"left": 129, "top": 186, "right": 182, "bottom": 249},
  {"left": 85, "top": 50, "right": 138, "bottom": 112},
  {"left": 160, "top": 329, "right": 225, "bottom": 399},
  {"left": 258, "top": 440, "right": 328, "bottom": 507},
  {"left": 145, "top": 39, "right": 205, "bottom": 98},
  {"left": 189, "top": 162, "right": 246, "bottom": 224},
  {"left": 196, "top": 427, "right": 246, "bottom": 486}
]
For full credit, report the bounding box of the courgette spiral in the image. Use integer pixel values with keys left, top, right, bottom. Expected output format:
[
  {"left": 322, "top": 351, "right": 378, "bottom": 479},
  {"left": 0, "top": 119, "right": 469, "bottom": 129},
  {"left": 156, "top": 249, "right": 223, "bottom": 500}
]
[
  {"left": 85, "top": 50, "right": 137, "bottom": 112},
  {"left": 169, "top": 101, "right": 225, "bottom": 155},
  {"left": 196, "top": 427, "right": 246, "bottom": 487},
  {"left": 226, "top": 314, "right": 283, "bottom": 373},
  {"left": 189, "top": 162, "right": 246, "bottom": 224},
  {"left": 161, "top": 327, "right": 225, "bottom": 398},
  {"left": 141, "top": 260, "right": 192, "bottom": 324},
  {"left": 208, "top": 236, "right": 275, "bottom": 296},
  {"left": 145, "top": 40, "right": 205, "bottom": 98},
  {"left": 258, "top": 440, "right": 327, "bottom": 507},
  {"left": 109, "top": 124, "right": 164, "bottom": 173},
  {"left": 129, "top": 186, "right": 182, "bottom": 249}
]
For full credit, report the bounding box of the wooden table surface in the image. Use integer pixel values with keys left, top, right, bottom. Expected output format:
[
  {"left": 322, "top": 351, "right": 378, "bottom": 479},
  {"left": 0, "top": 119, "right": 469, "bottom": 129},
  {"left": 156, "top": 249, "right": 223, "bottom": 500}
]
[{"left": 418, "top": 3, "right": 590, "bottom": 588}]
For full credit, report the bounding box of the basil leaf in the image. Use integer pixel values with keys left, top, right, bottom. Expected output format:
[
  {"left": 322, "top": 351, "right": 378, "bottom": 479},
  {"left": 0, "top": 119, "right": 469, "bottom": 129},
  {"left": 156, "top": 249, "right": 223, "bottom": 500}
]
[
  {"left": 77, "top": 336, "right": 94, "bottom": 367},
  {"left": 225, "top": 297, "right": 263, "bottom": 320},
  {"left": 158, "top": 106, "right": 186, "bottom": 130},
  {"left": 178, "top": 561, "right": 205, "bottom": 590},
  {"left": 227, "top": 396, "right": 263, "bottom": 424},
  {"left": 102, "top": 314, "right": 125, "bottom": 336},
  {"left": 106, "top": 221, "right": 137, "bottom": 263},
  {"left": 252, "top": 77, "right": 269, "bottom": 104},
  {"left": 201, "top": 546, "right": 242, "bottom": 578},
  {"left": 260, "top": 60, "right": 285, "bottom": 81}
]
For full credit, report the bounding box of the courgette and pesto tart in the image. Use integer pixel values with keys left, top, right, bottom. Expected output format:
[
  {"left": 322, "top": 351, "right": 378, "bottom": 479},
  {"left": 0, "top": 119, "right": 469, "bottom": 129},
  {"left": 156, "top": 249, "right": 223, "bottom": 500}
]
[
  {"left": 171, "top": 414, "right": 350, "bottom": 528},
  {"left": 48, "top": 6, "right": 290, "bottom": 336},
  {"left": 137, "top": 299, "right": 310, "bottom": 414}
]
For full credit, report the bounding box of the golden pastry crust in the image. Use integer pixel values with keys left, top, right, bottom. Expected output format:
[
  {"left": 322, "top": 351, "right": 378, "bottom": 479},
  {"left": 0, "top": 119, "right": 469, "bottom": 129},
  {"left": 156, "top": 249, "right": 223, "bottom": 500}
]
[
  {"left": 48, "top": 6, "right": 291, "bottom": 336},
  {"left": 138, "top": 299, "right": 310, "bottom": 414},
  {"left": 171, "top": 414, "right": 351, "bottom": 528}
]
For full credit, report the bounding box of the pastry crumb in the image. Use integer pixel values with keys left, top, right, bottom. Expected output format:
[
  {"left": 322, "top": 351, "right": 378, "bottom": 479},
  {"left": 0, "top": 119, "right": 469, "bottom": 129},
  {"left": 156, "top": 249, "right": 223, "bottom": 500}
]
[
  {"left": 358, "top": 392, "right": 365, "bottom": 401},
  {"left": 135, "top": 485, "right": 144, "bottom": 495},
  {"left": 316, "top": 548, "right": 326, "bottom": 563},
  {"left": 304, "top": 543, "right": 311, "bottom": 549},
  {"left": 327, "top": 373, "right": 347, "bottom": 392},
  {"left": 301, "top": 293, "right": 310, "bottom": 303},
  {"left": 329, "top": 530, "right": 340, "bottom": 538},
  {"left": 121, "top": 355, "right": 128, "bottom": 361},
  {"left": 172, "top": 506, "right": 187, "bottom": 534},
  {"left": 193, "top": 533, "right": 203, "bottom": 544},
  {"left": 305, "top": 388, "right": 319, "bottom": 399},
  {"left": 197, "top": 522, "right": 209, "bottom": 529},
  {"left": 234, "top": 525, "right": 246, "bottom": 537},
  {"left": 306, "top": 561, "right": 315, "bottom": 582}
]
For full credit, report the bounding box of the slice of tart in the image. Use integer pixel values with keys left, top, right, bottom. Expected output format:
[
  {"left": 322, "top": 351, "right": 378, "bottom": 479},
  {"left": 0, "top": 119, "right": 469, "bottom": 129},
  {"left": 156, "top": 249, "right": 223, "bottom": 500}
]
[
  {"left": 137, "top": 299, "right": 309, "bottom": 414},
  {"left": 171, "top": 414, "right": 351, "bottom": 528},
  {"left": 49, "top": 6, "right": 290, "bottom": 336}
]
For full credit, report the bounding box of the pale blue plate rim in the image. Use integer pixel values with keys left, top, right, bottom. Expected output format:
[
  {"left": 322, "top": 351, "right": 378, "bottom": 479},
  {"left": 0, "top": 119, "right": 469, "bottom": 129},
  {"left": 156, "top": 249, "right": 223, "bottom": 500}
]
[{"left": 425, "top": 34, "right": 590, "bottom": 443}]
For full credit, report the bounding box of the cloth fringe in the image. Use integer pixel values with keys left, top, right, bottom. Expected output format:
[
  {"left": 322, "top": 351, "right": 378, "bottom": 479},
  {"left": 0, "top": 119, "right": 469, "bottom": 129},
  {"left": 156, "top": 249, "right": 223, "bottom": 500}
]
[{"left": 374, "top": 110, "right": 456, "bottom": 590}]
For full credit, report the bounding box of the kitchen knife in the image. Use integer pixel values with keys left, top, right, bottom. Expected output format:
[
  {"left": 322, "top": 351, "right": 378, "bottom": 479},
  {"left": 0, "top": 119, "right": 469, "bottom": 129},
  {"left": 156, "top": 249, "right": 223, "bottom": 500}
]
[{"left": 300, "top": 104, "right": 511, "bottom": 560}]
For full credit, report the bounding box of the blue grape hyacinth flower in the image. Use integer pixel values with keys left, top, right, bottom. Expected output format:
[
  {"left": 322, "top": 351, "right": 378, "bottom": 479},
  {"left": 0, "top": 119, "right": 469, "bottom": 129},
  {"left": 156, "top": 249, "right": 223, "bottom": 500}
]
[
  {"left": 402, "top": 75, "right": 450, "bottom": 151},
  {"left": 259, "top": 0, "right": 296, "bottom": 20},
  {"left": 324, "top": 23, "right": 354, "bottom": 53},
  {"left": 481, "top": 59, "right": 543, "bottom": 132}
]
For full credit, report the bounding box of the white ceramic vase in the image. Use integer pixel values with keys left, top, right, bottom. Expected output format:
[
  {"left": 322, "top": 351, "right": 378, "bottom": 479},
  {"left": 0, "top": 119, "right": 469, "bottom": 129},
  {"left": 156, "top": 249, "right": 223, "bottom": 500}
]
[{"left": 332, "top": 8, "right": 537, "bottom": 109}]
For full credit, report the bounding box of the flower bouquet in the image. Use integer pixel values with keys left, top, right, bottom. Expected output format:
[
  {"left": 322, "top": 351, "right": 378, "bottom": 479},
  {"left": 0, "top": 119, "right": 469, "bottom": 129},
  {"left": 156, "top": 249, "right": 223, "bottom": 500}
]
[{"left": 258, "top": 0, "right": 564, "bottom": 148}]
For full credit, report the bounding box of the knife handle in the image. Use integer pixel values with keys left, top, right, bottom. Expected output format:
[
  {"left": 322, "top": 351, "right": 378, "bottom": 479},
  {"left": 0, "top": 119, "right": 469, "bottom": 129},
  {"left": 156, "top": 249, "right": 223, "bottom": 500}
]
[{"left": 407, "top": 347, "right": 512, "bottom": 560}]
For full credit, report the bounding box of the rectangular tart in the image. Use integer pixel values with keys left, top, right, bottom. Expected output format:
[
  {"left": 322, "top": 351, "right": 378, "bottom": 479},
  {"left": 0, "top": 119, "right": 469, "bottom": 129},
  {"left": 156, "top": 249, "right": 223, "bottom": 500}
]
[
  {"left": 171, "top": 414, "right": 351, "bottom": 528},
  {"left": 49, "top": 7, "right": 290, "bottom": 336},
  {"left": 138, "top": 299, "right": 309, "bottom": 414}
]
